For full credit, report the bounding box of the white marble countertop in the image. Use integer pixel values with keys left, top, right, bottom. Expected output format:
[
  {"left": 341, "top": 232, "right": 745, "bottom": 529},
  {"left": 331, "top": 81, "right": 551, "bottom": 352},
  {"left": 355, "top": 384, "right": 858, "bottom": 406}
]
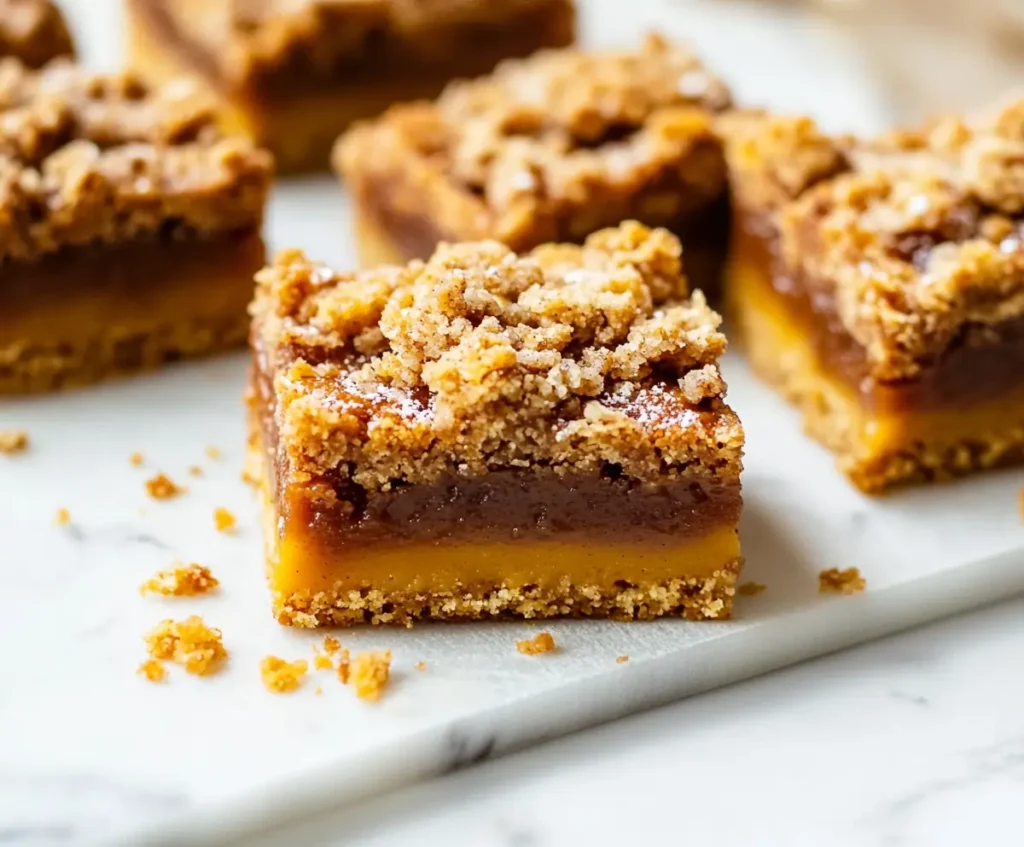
[{"left": 241, "top": 596, "right": 1024, "bottom": 847}]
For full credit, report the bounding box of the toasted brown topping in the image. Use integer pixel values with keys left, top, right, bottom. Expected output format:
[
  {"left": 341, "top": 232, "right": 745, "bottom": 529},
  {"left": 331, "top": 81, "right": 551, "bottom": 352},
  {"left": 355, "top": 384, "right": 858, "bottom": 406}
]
[
  {"left": 516, "top": 631, "right": 556, "bottom": 655},
  {"left": 145, "top": 473, "right": 185, "bottom": 500},
  {"left": 819, "top": 567, "right": 866, "bottom": 595},
  {"left": 0, "top": 0, "right": 73, "bottom": 69},
  {"left": 260, "top": 655, "right": 308, "bottom": 693},
  {"left": 140, "top": 562, "right": 219, "bottom": 597},
  {"left": 144, "top": 615, "right": 227, "bottom": 675},
  {"left": 252, "top": 223, "right": 742, "bottom": 494},
  {"left": 736, "top": 581, "right": 766, "bottom": 596},
  {"left": 0, "top": 429, "right": 28, "bottom": 453},
  {"left": 0, "top": 59, "right": 271, "bottom": 264},
  {"left": 350, "top": 650, "right": 392, "bottom": 702},
  {"left": 336, "top": 35, "right": 730, "bottom": 251},
  {"left": 136, "top": 658, "right": 166, "bottom": 682},
  {"left": 53, "top": 506, "right": 69, "bottom": 525},
  {"left": 213, "top": 507, "right": 237, "bottom": 533}
]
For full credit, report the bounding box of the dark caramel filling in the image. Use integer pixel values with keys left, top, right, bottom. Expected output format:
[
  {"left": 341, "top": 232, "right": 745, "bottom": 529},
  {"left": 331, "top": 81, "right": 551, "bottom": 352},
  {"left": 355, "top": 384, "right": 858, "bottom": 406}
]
[{"left": 734, "top": 210, "right": 1024, "bottom": 412}]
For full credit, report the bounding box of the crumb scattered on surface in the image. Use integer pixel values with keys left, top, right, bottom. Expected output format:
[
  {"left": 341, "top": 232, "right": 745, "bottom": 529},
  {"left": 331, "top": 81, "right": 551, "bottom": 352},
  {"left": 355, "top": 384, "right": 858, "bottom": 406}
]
[
  {"left": 315, "top": 686, "right": 323, "bottom": 696},
  {"left": 616, "top": 655, "right": 629, "bottom": 664},
  {"left": 737, "top": 582, "right": 767, "bottom": 597},
  {"left": 336, "top": 649, "right": 351, "bottom": 684},
  {"left": 144, "top": 616, "right": 226, "bottom": 675},
  {"left": 819, "top": 567, "right": 866, "bottom": 595},
  {"left": 129, "top": 452, "right": 144, "bottom": 466},
  {"left": 516, "top": 632, "right": 557, "bottom": 655},
  {"left": 350, "top": 651, "right": 392, "bottom": 702},
  {"left": 213, "top": 507, "right": 237, "bottom": 534},
  {"left": 323, "top": 636, "right": 341, "bottom": 655},
  {"left": 314, "top": 653, "right": 333, "bottom": 671},
  {"left": 0, "top": 430, "right": 29, "bottom": 454},
  {"left": 145, "top": 473, "right": 186, "bottom": 500},
  {"left": 189, "top": 465, "right": 204, "bottom": 478},
  {"left": 260, "top": 655, "right": 309, "bottom": 693},
  {"left": 206, "top": 446, "right": 222, "bottom": 459},
  {"left": 140, "top": 563, "right": 219, "bottom": 597},
  {"left": 137, "top": 658, "right": 166, "bottom": 682},
  {"left": 415, "top": 661, "right": 427, "bottom": 672},
  {"left": 54, "top": 507, "right": 70, "bottom": 526}
]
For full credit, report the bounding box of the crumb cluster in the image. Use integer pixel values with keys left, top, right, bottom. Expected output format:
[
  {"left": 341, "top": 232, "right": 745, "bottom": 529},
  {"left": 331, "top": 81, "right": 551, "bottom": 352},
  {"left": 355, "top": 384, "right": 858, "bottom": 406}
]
[
  {"left": 818, "top": 567, "right": 867, "bottom": 595},
  {"left": 0, "top": 0, "right": 74, "bottom": 69},
  {"left": 140, "top": 563, "right": 219, "bottom": 597},
  {"left": 145, "top": 473, "right": 186, "bottom": 500},
  {"left": 253, "top": 222, "right": 742, "bottom": 494},
  {"left": 516, "top": 631, "right": 557, "bottom": 655},
  {"left": 0, "top": 429, "right": 28, "bottom": 454},
  {"left": 137, "top": 658, "right": 166, "bottom": 683},
  {"left": 260, "top": 656, "right": 308, "bottom": 693},
  {"left": 350, "top": 651, "right": 392, "bottom": 702},
  {"left": 144, "top": 615, "right": 227, "bottom": 676}
]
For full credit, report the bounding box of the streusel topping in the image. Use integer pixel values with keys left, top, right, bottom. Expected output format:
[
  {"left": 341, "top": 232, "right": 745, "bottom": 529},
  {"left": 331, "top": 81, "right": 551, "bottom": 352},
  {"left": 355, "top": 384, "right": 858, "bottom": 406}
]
[
  {"left": 781, "top": 98, "right": 1024, "bottom": 379},
  {"left": 0, "top": 0, "right": 74, "bottom": 69},
  {"left": 0, "top": 59, "right": 272, "bottom": 263},
  {"left": 336, "top": 35, "right": 731, "bottom": 250},
  {"left": 252, "top": 222, "right": 742, "bottom": 492}
]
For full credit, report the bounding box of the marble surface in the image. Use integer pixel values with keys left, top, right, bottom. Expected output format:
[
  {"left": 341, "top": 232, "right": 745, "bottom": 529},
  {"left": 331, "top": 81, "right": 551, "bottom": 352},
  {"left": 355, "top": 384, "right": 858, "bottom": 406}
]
[{"left": 2, "top": 2, "right": 1023, "bottom": 846}]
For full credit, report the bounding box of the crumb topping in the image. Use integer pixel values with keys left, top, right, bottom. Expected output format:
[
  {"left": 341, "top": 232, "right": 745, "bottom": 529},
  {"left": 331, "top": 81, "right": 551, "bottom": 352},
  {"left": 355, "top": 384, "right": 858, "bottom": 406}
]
[
  {"left": 0, "top": 0, "right": 74, "bottom": 69},
  {"left": 336, "top": 35, "right": 730, "bottom": 250},
  {"left": 260, "top": 655, "right": 308, "bottom": 692},
  {"left": 144, "top": 615, "right": 227, "bottom": 675},
  {"left": 322, "top": 635, "right": 340, "bottom": 655},
  {"left": 0, "top": 429, "right": 28, "bottom": 453},
  {"left": 0, "top": 59, "right": 271, "bottom": 264},
  {"left": 350, "top": 650, "right": 391, "bottom": 701},
  {"left": 137, "top": 658, "right": 166, "bottom": 682},
  {"left": 140, "top": 562, "right": 219, "bottom": 597},
  {"left": 145, "top": 472, "right": 185, "bottom": 499},
  {"left": 516, "top": 631, "right": 556, "bottom": 654},
  {"left": 818, "top": 567, "right": 866, "bottom": 595},
  {"left": 213, "top": 507, "right": 237, "bottom": 533},
  {"left": 252, "top": 222, "right": 742, "bottom": 493}
]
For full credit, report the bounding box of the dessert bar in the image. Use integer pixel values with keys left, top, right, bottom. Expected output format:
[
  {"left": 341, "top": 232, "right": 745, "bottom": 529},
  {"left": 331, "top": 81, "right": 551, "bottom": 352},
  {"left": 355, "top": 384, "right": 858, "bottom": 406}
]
[
  {"left": 126, "top": 0, "right": 576, "bottom": 173},
  {"left": 249, "top": 222, "right": 744, "bottom": 626},
  {"left": 0, "top": 59, "right": 273, "bottom": 394},
  {"left": 723, "top": 102, "right": 1024, "bottom": 492},
  {"left": 0, "top": 0, "right": 73, "bottom": 68},
  {"left": 335, "top": 34, "right": 732, "bottom": 296}
]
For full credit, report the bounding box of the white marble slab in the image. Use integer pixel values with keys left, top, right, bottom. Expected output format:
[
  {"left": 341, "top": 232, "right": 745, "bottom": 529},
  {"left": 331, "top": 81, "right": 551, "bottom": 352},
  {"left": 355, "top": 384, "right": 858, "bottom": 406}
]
[{"left": 1, "top": 1, "right": 1022, "bottom": 845}]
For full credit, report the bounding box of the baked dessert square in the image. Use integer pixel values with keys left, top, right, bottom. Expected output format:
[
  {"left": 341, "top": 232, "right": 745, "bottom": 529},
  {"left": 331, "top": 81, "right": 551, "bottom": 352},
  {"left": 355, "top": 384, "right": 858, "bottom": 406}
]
[
  {"left": 722, "top": 101, "right": 1024, "bottom": 492},
  {"left": 0, "top": 59, "right": 273, "bottom": 394},
  {"left": 249, "top": 222, "right": 744, "bottom": 627},
  {"left": 0, "top": 0, "right": 74, "bottom": 68},
  {"left": 125, "top": 0, "right": 576, "bottom": 173},
  {"left": 334, "top": 34, "right": 733, "bottom": 297}
]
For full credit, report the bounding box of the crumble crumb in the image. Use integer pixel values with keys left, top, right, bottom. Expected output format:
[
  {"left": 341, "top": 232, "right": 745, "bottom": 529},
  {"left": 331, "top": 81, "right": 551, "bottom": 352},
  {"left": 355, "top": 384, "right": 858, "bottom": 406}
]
[
  {"left": 314, "top": 653, "right": 333, "bottom": 671},
  {"left": 140, "top": 563, "right": 219, "bottom": 597},
  {"left": 737, "top": 581, "right": 767, "bottom": 596},
  {"left": 616, "top": 655, "right": 629, "bottom": 664},
  {"left": 144, "top": 615, "right": 227, "bottom": 676},
  {"left": 0, "top": 430, "right": 29, "bottom": 454},
  {"left": 323, "top": 636, "right": 341, "bottom": 655},
  {"left": 206, "top": 446, "right": 222, "bottom": 459},
  {"left": 189, "top": 466, "right": 204, "bottom": 478},
  {"left": 819, "top": 567, "right": 867, "bottom": 595},
  {"left": 350, "top": 651, "right": 392, "bottom": 702},
  {"left": 213, "top": 507, "right": 237, "bottom": 534},
  {"left": 53, "top": 507, "right": 70, "bottom": 526},
  {"left": 516, "top": 632, "right": 557, "bottom": 655},
  {"left": 415, "top": 661, "right": 427, "bottom": 672},
  {"left": 260, "top": 656, "right": 309, "bottom": 693},
  {"left": 137, "top": 658, "right": 166, "bottom": 682},
  {"left": 145, "top": 473, "right": 186, "bottom": 500},
  {"left": 130, "top": 452, "right": 144, "bottom": 466},
  {"left": 336, "top": 649, "right": 351, "bottom": 684}
]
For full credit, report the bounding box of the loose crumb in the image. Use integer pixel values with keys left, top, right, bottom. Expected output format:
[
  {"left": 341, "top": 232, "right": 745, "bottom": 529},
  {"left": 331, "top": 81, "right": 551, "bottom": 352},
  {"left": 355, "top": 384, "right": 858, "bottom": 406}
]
[
  {"left": 336, "top": 649, "right": 351, "bottom": 684},
  {"left": 144, "top": 615, "right": 227, "bottom": 676},
  {"left": 315, "top": 686, "right": 323, "bottom": 696},
  {"left": 129, "top": 452, "right": 144, "bottom": 466},
  {"left": 314, "top": 653, "right": 333, "bottom": 671},
  {"left": 54, "top": 507, "right": 70, "bottom": 526},
  {"left": 188, "top": 465, "right": 204, "bottom": 478},
  {"left": 516, "top": 632, "right": 557, "bottom": 655},
  {"left": 0, "top": 430, "right": 29, "bottom": 454},
  {"left": 205, "top": 445, "right": 222, "bottom": 459},
  {"left": 415, "top": 661, "right": 427, "bottom": 672},
  {"left": 350, "top": 651, "right": 392, "bottom": 702},
  {"left": 213, "top": 507, "right": 237, "bottom": 534},
  {"left": 137, "top": 658, "right": 166, "bottom": 682},
  {"left": 616, "top": 655, "right": 629, "bottom": 664},
  {"left": 145, "top": 473, "right": 186, "bottom": 500},
  {"left": 819, "top": 567, "right": 867, "bottom": 595},
  {"left": 737, "top": 582, "right": 767, "bottom": 597},
  {"left": 323, "top": 636, "right": 341, "bottom": 655},
  {"left": 260, "top": 655, "right": 309, "bottom": 693},
  {"left": 139, "top": 563, "right": 219, "bottom": 597}
]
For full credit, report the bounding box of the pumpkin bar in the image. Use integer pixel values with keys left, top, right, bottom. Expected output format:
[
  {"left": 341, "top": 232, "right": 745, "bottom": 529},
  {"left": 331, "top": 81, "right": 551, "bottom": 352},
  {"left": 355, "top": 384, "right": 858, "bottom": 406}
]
[
  {"left": 0, "top": 59, "right": 273, "bottom": 394},
  {"left": 248, "top": 222, "right": 744, "bottom": 627},
  {"left": 125, "top": 0, "right": 576, "bottom": 174},
  {"left": 0, "top": 0, "right": 74, "bottom": 68},
  {"left": 722, "top": 101, "right": 1024, "bottom": 492},
  {"left": 334, "top": 34, "right": 732, "bottom": 297}
]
